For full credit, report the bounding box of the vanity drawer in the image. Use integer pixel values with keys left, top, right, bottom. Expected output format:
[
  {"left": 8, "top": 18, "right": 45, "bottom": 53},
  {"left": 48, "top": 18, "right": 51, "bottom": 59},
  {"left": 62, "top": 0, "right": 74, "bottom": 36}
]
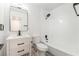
[
  {"left": 9, "top": 39, "right": 25, "bottom": 47},
  {"left": 10, "top": 44, "right": 27, "bottom": 56},
  {"left": 17, "top": 48, "right": 26, "bottom": 56},
  {"left": 10, "top": 48, "right": 27, "bottom": 56},
  {"left": 17, "top": 43, "right": 24, "bottom": 46},
  {"left": 8, "top": 38, "right": 31, "bottom": 56},
  {"left": 9, "top": 39, "right": 24, "bottom": 44}
]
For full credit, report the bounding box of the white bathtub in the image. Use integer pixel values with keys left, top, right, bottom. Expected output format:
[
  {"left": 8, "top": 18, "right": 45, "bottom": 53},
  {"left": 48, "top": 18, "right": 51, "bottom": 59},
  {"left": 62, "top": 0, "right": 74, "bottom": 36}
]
[{"left": 42, "top": 40, "right": 79, "bottom": 56}]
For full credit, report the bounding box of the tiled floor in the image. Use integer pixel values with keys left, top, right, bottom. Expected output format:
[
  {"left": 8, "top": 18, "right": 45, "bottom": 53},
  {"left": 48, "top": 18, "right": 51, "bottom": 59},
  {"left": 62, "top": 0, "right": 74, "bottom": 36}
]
[
  {"left": 45, "top": 51, "right": 54, "bottom": 56},
  {"left": 31, "top": 51, "right": 54, "bottom": 56}
]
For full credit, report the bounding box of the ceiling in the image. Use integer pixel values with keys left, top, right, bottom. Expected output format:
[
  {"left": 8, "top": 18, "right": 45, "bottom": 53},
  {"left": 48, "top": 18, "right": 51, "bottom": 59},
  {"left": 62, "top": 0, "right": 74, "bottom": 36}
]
[{"left": 24, "top": 3, "right": 64, "bottom": 11}]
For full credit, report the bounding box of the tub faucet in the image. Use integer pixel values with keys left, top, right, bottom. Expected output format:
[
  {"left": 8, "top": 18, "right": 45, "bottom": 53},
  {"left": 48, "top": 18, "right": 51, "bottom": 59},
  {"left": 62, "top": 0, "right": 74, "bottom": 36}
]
[{"left": 45, "top": 35, "right": 48, "bottom": 42}]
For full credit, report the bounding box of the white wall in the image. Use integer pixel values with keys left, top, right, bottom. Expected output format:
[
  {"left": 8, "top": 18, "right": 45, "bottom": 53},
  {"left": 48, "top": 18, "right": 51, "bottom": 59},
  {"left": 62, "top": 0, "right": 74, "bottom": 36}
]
[
  {"left": 27, "top": 5, "right": 41, "bottom": 35},
  {"left": 0, "top": 3, "right": 6, "bottom": 43},
  {"left": 40, "top": 3, "right": 79, "bottom": 55},
  {"left": 40, "top": 9, "right": 50, "bottom": 41}
]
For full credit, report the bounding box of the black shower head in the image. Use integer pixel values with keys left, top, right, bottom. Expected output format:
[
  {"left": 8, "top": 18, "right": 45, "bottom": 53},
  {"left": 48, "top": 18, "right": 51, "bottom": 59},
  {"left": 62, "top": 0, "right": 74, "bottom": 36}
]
[{"left": 45, "top": 13, "right": 51, "bottom": 20}]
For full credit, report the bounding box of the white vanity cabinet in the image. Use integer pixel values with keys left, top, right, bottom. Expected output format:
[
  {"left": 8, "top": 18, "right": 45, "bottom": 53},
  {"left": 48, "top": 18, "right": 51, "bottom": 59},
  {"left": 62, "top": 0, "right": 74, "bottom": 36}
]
[{"left": 6, "top": 36, "right": 32, "bottom": 56}]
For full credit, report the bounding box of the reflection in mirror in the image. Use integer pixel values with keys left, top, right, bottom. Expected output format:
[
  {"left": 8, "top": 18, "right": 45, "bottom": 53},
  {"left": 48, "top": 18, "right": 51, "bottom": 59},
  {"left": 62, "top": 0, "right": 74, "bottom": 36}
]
[{"left": 9, "top": 6, "right": 28, "bottom": 32}]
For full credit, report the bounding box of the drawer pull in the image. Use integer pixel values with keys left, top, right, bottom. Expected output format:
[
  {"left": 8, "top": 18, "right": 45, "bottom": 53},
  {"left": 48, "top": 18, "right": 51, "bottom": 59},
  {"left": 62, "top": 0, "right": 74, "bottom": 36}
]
[
  {"left": 17, "top": 49, "right": 24, "bottom": 53},
  {"left": 17, "top": 43, "right": 24, "bottom": 45}
]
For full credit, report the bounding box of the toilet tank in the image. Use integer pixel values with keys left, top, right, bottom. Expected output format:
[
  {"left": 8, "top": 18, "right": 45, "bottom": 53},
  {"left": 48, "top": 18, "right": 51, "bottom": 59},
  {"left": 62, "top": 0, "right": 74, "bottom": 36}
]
[{"left": 32, "top": 34, "right": 41, "bottom": 43}]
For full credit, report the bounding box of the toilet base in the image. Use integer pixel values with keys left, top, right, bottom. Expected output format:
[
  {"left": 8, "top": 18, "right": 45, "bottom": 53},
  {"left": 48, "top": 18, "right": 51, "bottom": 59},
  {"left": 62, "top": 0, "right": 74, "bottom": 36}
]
[{"left": 37, "top": 50, "right": 46, "bottom": 56}]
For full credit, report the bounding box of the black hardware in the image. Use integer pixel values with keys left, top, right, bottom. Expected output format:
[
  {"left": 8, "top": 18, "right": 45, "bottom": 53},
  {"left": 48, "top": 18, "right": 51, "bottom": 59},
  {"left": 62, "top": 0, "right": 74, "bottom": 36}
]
[
  {"left": 17, "top": 49, "right": 24, "bottom": 53},
  {"left": 18, "top": 30, "right": 21, "bottom": 36},
  {"left": 17, "top": 43, "right": 24, "bottom": 45}
]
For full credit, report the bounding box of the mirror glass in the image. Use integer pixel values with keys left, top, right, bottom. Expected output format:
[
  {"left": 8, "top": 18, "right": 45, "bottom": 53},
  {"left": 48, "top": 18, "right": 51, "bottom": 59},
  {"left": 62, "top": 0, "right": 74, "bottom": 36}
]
[
  {"left": 73, "top": 3, "right": 79, "bottom": 16},
  {"left": 75, "top": 4, "right": 79, "bottom": 15},
  {"left": 9, "top": 6, "right": 28, "bottom": 32}
]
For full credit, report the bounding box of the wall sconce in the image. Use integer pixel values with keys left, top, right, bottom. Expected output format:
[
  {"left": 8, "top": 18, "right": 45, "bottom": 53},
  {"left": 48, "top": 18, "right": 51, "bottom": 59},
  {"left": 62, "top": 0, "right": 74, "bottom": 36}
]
[{"left": 73, "top": 3, "right": 79, "bottom": 16}]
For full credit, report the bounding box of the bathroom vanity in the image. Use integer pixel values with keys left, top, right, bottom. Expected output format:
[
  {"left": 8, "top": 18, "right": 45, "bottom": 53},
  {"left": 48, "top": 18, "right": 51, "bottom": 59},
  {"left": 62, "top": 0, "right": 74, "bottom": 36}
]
[
  {"left": 5, "top": 4, "right": 31, "bottom": 56},
  {"left": 6, "top": 35, "right": 32, "bottom": 56}
]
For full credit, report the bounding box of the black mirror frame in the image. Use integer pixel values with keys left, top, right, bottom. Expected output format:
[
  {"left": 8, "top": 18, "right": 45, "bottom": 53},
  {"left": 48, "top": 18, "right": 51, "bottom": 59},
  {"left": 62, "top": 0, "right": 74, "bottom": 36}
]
[{"left": 73, "top": 3, "right": 79, "bottom": 16}]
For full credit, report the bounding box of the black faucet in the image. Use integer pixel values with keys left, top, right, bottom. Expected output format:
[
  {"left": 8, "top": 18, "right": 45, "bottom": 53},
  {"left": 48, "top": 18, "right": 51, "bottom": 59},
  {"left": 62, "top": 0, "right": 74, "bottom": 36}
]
[{"left": 18, "top": 30, "right": 21, "bottom": 36}]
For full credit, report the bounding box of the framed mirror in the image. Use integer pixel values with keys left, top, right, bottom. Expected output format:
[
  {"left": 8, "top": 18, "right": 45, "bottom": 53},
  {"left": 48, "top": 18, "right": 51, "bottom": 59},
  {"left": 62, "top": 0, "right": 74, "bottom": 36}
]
[
  {"left": 9, "top": 6, "right": 28, "bottom": 32},
  {"left": 73, "top": 3, "right": 79, "bottom": 16}
]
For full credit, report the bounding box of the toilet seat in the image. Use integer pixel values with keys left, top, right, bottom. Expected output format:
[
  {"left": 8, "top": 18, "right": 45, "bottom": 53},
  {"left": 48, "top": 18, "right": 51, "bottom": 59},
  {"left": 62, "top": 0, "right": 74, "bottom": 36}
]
[{"left": 36, "top": 43, "right": 48, "bottom": 51}]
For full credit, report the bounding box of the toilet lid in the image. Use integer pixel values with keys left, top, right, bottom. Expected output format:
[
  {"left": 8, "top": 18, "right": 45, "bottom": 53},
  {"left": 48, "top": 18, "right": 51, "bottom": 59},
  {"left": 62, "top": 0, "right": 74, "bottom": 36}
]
[{"left": 36, "top": 43, "right": 48, "bottom": 51}]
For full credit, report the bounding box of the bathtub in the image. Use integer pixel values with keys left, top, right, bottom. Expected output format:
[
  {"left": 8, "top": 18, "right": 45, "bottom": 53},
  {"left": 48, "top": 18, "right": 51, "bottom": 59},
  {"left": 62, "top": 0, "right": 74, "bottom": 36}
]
[{"left": 41, "top": 40, "right": 79, "bottom": 56}]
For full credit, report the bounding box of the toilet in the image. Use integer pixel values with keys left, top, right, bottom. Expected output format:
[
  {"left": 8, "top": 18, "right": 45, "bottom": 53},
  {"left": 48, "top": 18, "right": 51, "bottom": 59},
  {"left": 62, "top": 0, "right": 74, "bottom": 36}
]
[{"left": 32, "top": 35, "right": 48, "bottom": 56}]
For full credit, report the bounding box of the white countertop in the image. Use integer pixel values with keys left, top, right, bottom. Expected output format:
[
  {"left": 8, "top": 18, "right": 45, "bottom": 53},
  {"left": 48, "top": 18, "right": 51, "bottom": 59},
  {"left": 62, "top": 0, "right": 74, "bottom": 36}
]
[{"left": 7, "top": 35, "right": 32, "bottom": 40}]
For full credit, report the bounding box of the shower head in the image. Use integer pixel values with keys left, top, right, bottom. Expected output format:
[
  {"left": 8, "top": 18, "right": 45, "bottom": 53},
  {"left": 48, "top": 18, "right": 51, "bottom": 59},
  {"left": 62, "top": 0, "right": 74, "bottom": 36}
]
[{"left": 45, "top": 13, "right": 51, "bottom": 20}]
